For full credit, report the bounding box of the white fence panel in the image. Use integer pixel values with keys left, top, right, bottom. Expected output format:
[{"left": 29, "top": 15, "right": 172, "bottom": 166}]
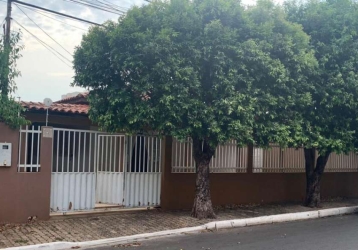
[
  {"left": 253, "top": 146, "right": 306, "bottom": 173},
  {"left": 18, "top": 125, "right": 42, "bottom": 172},
  {"left": 51, "top": 129, "right": 163, "bottom": 211},
  {"left": 124, "top": 172, "right": 161, "bottom": 207},
  {"left": 51, "top": 172, "right": 95, "bottom": 211},
  {"left": 96, "top": 135, "right": 126, "bottom": 205},
  {"left": 96, "top": 172, "right": 124, "bottom": 205},
  {"left": 172, "top": 138, "right": 247, "bottom": 173},
  {"left": 50, "top": 128, "right": 98, "bottom": 212},
  {"left": 210, "top": 140, "right": 247, "bottom": 173},
  {"left": 124, "top": 135, "right": 161, "bottom": 207},
  {"left": 172, "top": 138, "right": 195, "bottom": 173},
  {"left": 326, "top": 152, "right": 358, "bottom": 172}
]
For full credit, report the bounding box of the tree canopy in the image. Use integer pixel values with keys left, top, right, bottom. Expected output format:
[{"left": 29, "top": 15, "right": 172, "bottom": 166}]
[
  {"left": 74, "top": 0, "right": 315, "bottom": 147},
  {"left": 246, "top": 0, "right": 317, "bottom": 148},
  {"left": 285, "top": 0, "right": 358, "bottom": 155},
  {"left": 73, "top": 0, "right": 318, "bottom": 218}
]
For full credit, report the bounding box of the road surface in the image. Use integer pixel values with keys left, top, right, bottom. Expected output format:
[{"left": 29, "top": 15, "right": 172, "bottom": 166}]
[{"left": 92, "top": 214, "right": 358, "bottom": 250}]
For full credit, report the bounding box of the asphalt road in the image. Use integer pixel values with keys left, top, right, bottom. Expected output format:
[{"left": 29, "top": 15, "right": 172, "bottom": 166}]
[{"left": 92, "top": 214, "right": 358, "bottom": 250}]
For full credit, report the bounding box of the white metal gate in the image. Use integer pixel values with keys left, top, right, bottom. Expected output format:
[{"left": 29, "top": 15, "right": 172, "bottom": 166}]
[
  {"left": 50, "top": 128, "right": 98, "bottom": 212},
  {"left": 50, "top": 128, "right": 162, "bottom": 212},
  {"left": 96, "top": 135, "right": 125, "bottom": 205},
  {"left": 124, "top": 135, "right": 162, "bottom": 207}
]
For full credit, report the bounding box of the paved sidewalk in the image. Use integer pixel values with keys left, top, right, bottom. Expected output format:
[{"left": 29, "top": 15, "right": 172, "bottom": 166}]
[{"left": 1, "top": 198, "right": 357, "bottom": 249}]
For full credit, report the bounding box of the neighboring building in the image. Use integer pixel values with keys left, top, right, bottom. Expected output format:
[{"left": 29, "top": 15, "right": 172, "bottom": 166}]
[
  {"left": 61, "top": 92, "right": 81, "bottom": 100},
  {"left": 20, "top": 92, "right": 92, "bottom": 130}
]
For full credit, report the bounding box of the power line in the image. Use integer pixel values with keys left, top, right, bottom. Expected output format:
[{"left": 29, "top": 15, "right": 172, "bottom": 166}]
[
  {"left": 77, "top": 0, "right": 128, "bottom": 12},
  {"left": 93, "top": 0, "right": 129, "bottom": 12},
  {"left": 63, "top": 0, "right": 126, "bottom": 15},
  {"left": 12, "top": 0, "right": 102, "bottom": 26},
  {"left": 15, "top": 4, "right": 73, "bottom": 56},
  {"left": 13, "top": 19, "right": 72, "bottom": 67},
  {"left": 17, "top": 4, "right": 88, "bottom": 31}
]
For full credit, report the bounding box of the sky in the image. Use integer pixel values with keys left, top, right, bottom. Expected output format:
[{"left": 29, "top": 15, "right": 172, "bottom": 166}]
[{"left": 0, "top": 0, "right": 260, "bottom": 102}]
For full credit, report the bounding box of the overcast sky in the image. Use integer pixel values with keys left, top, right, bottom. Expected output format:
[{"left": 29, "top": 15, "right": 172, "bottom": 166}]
[{"left": 0, "top": 0, "right": 260, "bottom": 102}]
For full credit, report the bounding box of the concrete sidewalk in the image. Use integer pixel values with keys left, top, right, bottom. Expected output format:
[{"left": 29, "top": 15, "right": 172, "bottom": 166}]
[{"left": 1, "top": 198, "right": 357, "bottom": 249}]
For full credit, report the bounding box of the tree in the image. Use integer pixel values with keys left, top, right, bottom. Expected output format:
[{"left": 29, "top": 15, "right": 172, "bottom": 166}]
[
  {"left": 1, "top": 32, "right": 22, "bottom": 95},
  {"left": 0, "top": 32, "right": 28, "bottom": 128},
  {"left": 284, "top": 0, "right": 358, "bottom": 207},
  {"left": 73, "top": 0, "right": 315, "bottom": 218}
]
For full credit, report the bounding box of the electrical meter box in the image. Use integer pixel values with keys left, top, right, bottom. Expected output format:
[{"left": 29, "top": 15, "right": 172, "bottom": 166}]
[{"left": 0, "top": 143, "right": 12, "bottom": 167}]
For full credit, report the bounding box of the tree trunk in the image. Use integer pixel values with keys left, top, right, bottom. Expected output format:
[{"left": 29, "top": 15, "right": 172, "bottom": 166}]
[
  {"left": 191, "top": 137, "right": 216, "bottom": 219},
  {"left": 304, "top": 148, "right": 331, "bottom": 207}
]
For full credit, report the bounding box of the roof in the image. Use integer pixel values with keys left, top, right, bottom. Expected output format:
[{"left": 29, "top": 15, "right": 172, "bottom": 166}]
[
  {"left": 21, "top": 102, "right": 89, "bottom": 115},
  {"left": 55, "top": 92, "right": 89, "bottom": 104}
]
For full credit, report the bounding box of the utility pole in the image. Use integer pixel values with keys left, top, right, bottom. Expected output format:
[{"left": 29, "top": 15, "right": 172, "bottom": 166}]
[
  {"left": 2, "top": 0, "right": 12, "bottom": 96},
  {"left": 5, "top": 0, "right": 12, "bottom": 44}
]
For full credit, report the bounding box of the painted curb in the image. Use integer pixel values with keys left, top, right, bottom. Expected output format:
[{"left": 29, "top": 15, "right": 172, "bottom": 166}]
[{"left": 7, "top": 205, "right": 358, "bottom": 250}]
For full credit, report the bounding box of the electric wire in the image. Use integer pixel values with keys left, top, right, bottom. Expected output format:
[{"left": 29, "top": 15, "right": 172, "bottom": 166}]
[
  {"left": 13, "top": 19, "right": 72, "bottom": 67},
  {"left": 93, "top": 0, "right": 129, "bottom": 12},
  {"left": 15, "top": 4, "right": 73, "bottom": 56},
  {"left": 63, "top": 0, "right": 126, "bottom": 14},
  {"left": 17, "top": 4, "right": 88, "bottom": 31}
]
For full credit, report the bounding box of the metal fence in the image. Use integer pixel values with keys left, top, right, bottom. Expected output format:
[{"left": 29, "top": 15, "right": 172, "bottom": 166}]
[
  {"left": 326, "top": 152, "right": 358, "bottom": 172},
  {"left": 18, "top": 125, "right": 42, "bottom": 172},
  {"left": 172, "top": 138, "right": 195, "bottom": 173},
  {"left": 253, "top": 146, "right": 358, "bottom": 173},
  {"left": 253, "top": 146, "right": 305, "bottom": 173},
  {"left": 51, "top": 128, "right": 98, "bottom": 212},
  {"left": 172, "top": 138, "right": 247, "bottom": 173},
  {"left": 96, "top": 135, "right": 126, "bottom": 205},
  {"left": 50, "top": 128, "right": 162, "bottom": 212},
  {"left": 124, "top": 135, "right": 162, "bottom": 207}
]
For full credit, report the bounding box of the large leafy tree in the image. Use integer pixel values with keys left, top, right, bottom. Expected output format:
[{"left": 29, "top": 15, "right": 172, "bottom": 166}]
[
  {"left": 284, "top": 0, "right": 358, "bottom": 207},
  {"left": 0, "top": 32, "right": 28, "bottom": 128},
  {"left": 73, "top": 0, "right": 315, "bottom": 218}
]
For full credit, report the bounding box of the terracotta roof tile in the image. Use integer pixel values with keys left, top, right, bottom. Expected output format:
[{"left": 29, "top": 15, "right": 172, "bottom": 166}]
[{"left": 21, "top": 101, "right": 89, "bottom": 115}]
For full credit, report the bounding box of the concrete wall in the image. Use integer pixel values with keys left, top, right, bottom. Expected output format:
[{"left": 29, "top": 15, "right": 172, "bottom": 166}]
[
  {"left": 2, "top": 124, "right": 357, "bottom": 222},
  {"left": 0, "top": 123, "right": 52, "bottom": 223},
  {"left": 161, "top": 137, "right": 358, "bottom": 210}
]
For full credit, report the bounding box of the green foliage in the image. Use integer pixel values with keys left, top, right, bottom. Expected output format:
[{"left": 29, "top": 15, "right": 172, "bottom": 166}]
[
  {"left": 285, "top": 0, "right": 358, "bottom": 154},
  {"left": 0, "top": 96, "right": 29, "bottom": 129},
  {"left": 73, "top": 0, "right": 315, "bottom": 150},
  {"left": 246, "top": 0, "right": 317, "bottom": 149},
  {"left": 0, "top": 32, "right": 29, "bottom": 128},
  {"left": 0, "top": 32, "right": 23, "bottom": 94}
]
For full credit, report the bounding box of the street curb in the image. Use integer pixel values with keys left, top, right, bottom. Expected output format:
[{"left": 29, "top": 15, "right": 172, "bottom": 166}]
[{"left": 7, "top": 205, "right": 358, "bottom": 250}]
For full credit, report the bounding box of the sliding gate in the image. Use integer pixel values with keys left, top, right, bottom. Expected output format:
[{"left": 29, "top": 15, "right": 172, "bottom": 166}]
[{"left": 50, "top": 128, "right": 162, "bottom": 212}]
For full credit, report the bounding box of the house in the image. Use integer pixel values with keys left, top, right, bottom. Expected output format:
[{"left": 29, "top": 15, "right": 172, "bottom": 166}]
[
  {"left": 20, "top": 92, "right": 92, "bottom": 130},
  {"left": 0, "top": 92, "right": 357, "bottom": 223}
]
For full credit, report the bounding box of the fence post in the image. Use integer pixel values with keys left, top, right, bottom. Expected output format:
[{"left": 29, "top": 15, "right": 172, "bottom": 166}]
[
  {"left": 40, "top": 127, "right": 53, "bottom": 220},
  {"left": 160, "top": 136, "right": 172, "bottom": 209},
  {"left": 280, "top": 147, "right": 284, "bottom": 173},
  {"left": 247, "top": 144, "right": 254, "bottom": 174}
]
